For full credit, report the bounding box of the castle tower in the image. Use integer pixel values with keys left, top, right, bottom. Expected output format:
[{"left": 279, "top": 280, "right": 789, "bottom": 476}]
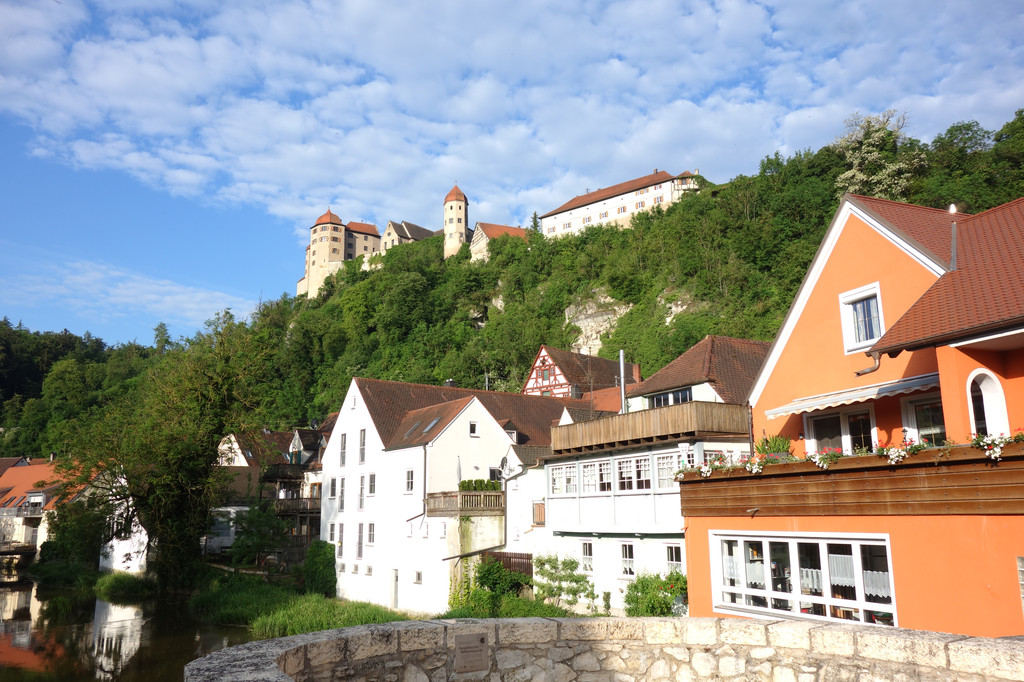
[{"left": 443, "top": 184, "right": 469, "bottom": 258}]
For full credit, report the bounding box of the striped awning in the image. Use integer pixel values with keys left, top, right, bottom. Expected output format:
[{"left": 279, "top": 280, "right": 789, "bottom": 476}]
[{"left": 764, "top": 373, "right": 940, "bottom": 418}]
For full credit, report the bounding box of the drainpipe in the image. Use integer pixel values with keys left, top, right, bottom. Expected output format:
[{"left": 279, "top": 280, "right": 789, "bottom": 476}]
[
  {"left": 619, "top": 350, "right": 628, "bottom": 414},
  {"left": 855, "top": 350, "right": 881, "bottom": 376}
]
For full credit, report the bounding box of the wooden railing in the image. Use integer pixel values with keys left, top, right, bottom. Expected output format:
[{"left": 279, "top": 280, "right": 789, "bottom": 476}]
[
  {"left": 551, "top": 401, "right": 750, "bottom": 454},
  {"left": 272, "top": 497, "right": 321, "bottom": 513},
  {"left": 425, "top": 490, "right": 505, "bottom": 516}
]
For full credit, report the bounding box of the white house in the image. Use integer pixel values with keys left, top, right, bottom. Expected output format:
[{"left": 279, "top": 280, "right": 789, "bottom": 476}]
[
  {"left": 539, "top": 169, "right": 700, "bottom": 237},
  {"left": 541, "top": 335, "right": 768, "bottom": 613},
  {"left": 319, "top": 378, "right": 590, "bottom": 615}
]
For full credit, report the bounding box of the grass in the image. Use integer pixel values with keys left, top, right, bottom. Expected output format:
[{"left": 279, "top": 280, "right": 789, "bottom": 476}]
[
  {"left": 435, "top": 593, "right": 574, "bottom": 619},
  {"left": 249, "top": 595, "right": 407, "bottom": 639},
  {"left": 189, "top": 573, "right": 298, "bottom": 626},
  {"left": 94, "top": 571, "right": 158, "bottom": 604}
]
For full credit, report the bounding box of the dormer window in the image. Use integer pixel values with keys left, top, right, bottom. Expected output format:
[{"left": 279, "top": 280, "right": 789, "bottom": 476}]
[
  {"left": 650, "top": 387, "right": 692, "bottom": 408},
  {"left": 505, "top": 429, "right": 517, "bottom": 443},
  {"left": 839, "top": 283, "right": 884, "bottom": 353}
]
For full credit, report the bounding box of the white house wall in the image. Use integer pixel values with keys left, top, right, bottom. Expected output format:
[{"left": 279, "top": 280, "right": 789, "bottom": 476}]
[{"left": 426, "top": 400, "right": 514, "bottom": 490}]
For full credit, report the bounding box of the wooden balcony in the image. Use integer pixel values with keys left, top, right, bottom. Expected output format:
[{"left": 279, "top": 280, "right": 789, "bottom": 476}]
[
  {"left": 551, "top": 401, "right": 750, "bottom": 455},
  {"left": 272, "top": 497, "right": 321, "bottom": 514},
  {"left": 425, "top": 491, "right": 505, "bottom": 517}
]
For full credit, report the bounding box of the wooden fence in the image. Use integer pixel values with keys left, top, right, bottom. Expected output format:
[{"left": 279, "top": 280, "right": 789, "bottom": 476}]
[{"left": 481, "top": 550, "right": 533, "bottom": 579}]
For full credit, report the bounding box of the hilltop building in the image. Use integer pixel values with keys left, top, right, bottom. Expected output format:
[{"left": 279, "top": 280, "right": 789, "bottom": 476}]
[
  {"left": 297, "top": 209, "right": 381, "bottom": 297},
  {"left": 379, "top": 220, "right": 436, "bottom": 257},
  {"left": 540, "top": 169, "right": 700, "bottom": 237},
  {"left": 469, "top": 223, "right": 529, "bottom": 262},
  {"left": 443, "top": 184, "right": 473, "bottom": 258}
]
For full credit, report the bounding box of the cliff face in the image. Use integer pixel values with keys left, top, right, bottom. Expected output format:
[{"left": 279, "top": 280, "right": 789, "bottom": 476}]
[{"left": 565, "top": 290, "right": 632, "bottom": 356}]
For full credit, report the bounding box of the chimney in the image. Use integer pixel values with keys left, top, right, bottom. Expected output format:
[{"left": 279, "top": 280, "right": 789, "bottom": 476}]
[
  {"left": 444, "top": 378, "right": 457, "bottom": 387},
  {"left": 949, "top": 204, "right": 958, "bottom": 270}
]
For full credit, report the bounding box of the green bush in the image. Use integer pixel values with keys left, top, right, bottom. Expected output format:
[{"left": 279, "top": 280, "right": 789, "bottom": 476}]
[
  {"left": 230, "top": 505, "right": 289, "bottom": 566},
  {"left": 755, "top": 434, "right": 793, "bottom": 456},
  {"left": 94, "top": 572, "right": 157, "bottom": 604},
  {"left": 533, "top": 554, "right": 597, "bottom": 609},
  {"left": 475, "top": 557, "right": 530, "bottom": 596},
  {"left": 623, "top": 571, "right": 687, "bottom": 616},
  {"left": 304, "top": 540, "right": 337, "bottom": 597},
  {"left": 457, "top": 479, "right": 501, "bottom": 491}
]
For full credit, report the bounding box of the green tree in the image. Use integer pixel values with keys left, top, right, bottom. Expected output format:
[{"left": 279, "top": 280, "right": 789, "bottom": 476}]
[
  {"left": 832, "top": 110, "right": 925, "bottom": 200},
  {"left": 532, "top": 554, "right": 596, "bottom": 609},
  {"left": 304, "top": 540, "right": 337, "bottom": 596}
]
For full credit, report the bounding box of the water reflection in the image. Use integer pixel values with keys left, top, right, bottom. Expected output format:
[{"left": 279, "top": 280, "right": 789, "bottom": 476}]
[{"left": 0, "top": 577, "right": 252, "bottom": 681}]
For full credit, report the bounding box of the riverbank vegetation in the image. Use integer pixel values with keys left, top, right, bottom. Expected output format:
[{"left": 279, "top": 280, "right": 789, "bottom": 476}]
[{"left": 2, "top": 110, "right": 1023, "bottom": 596}]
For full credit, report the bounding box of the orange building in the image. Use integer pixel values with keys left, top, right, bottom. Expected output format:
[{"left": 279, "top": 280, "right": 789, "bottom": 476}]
[{"left": 681, "top": 194, "right": 1024, "bottom": 637}]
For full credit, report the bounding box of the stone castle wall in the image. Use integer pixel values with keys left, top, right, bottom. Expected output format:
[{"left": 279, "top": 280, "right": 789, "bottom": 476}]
[{"left": 185, "top": 616, "right": 1024, "bottom": 681}]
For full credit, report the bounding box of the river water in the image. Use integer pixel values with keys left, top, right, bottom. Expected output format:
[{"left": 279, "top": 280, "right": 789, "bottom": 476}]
[{"left": 0, "top": 576, "right": 253, "bottom": 681}]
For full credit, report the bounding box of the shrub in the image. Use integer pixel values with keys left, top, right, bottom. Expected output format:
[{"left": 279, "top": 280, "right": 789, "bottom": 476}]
[
  {"left": 304, "top": 540, "right": 337, "bottom": 597},
  {"left": 94, "top": 571, "right": 157, "bottom": 604},
  {"left": 623, "top": 571, "right": 687, "bottom": 617},
  {"left": 230, "top": 505, "right": 289, "bottom": 566},
  {"left": 189, "top": 573, "right": 297, "bottom": 626},
  {"left": 497, "top": 594, "right": 571, "bottom": 618},
  {"left": 755, "top": 434, "right": 793, "bottom": 456},
  {"left": 475, "top": 557, "right": 530, "bottom": 596},
  {"left": 533, "top": 554, "right": 597, "bottom": 609},
  {"left": 465, "top": 588, "right": 499, "bottom": 617}
]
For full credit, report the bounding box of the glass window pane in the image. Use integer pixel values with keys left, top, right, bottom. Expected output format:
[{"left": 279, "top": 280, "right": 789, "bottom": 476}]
[
  {"left": 827, "top": 544, "right": 856, "bottom": 601},
  {"left": 797, "top": 543, "right": 823, "bottom": 597},
  {"left": 744, "top": 541, "right": 765, "bottom": 589},
  {"left": 769, "top": 542, "right": 792, "bottom": 594},
  {"left": 913, "top": 400, "right": 946, "bottom": 446},
  {"left": 722, "top": 540, "right": 740, "bottom": 587},
  {"left": 860, "top": 544, "right": 892, "bottom": 604},
  {"left": 812, "top": 415, "right": 842, "bottom": 450},
  {"left": 848, "top": 412, "right": 872, "bottom": 451}
]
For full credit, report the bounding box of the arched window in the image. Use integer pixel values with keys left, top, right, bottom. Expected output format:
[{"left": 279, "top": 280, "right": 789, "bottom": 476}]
[{"left": 967, "top": 370, "right": 1009, "bottom": 437}]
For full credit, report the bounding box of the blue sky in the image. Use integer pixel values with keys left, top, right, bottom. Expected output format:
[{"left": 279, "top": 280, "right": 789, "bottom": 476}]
[{"left": 1, "top": 0, "right": 1022, "bottom": 346}]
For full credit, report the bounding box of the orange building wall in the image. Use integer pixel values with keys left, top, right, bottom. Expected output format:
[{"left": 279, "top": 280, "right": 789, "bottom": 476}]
[
  {"left": 684, "top": 514, "right": 1024, "bottom": 637},
  {"left": 933, "top": 345, "right": 1024, "bottom": 443},
  {"left": 753, "top": 213, "right": 941, "bottom": 455}
]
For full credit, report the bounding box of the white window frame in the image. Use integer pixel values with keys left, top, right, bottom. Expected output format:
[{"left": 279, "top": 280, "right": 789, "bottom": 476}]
[
  {"left": 549, "top": 464, "right": 577, "bottom": 496},
  {"left": 803, "top": 405, "right": 876, "bottom": 455},
  {"left": 329, "top": 478, "right": 337, "bottom": 498},
  {"left": 666, "top": 544, "right": 683, "bottom": 573},
  {"left": 839, "top": 282, "right": 885, "bottom": 354},
  {"left": 368, "top": 473, "right": 376, "bottom": 496},
  {"left": 620, "top": 543, "right": 635, "bottom": 577},
  {"left": 357, "top": 524, "right": 363, "bottom": 559},
  {"left": 338, "top": 478, "right": 345, "bottom": 512},
  {"left": 338, "top": 524, "right": 343, "bottom": 557},
  {"left": 469, "top": 421, "right": 478, "bottom": 437},
  {"left": 359, "top": 429, "right": 366, "bottom": 463},
  {"left": 328, "top": 523, "right": 335, "bottom": 542},
  {"left": 709, "top": 529, "right": 897, "bottom": 627},
  {"left": 656, "top": 452, "right": 681, "bottom": 488},
  {"left": 367, "top": 523, "right": 375, "bottom": 545},
  {"left": 899, "top": 392, "right": 946, "bottom": 447},
  {"left": 359, "top": 475, "right": 365, "bottom": 510},
  {"left": 581, "top": 462, "right": 598, "bottom": 494},
  {"left": 405, "top": 469, "right": 414, "bottom": 493},
  {"left": 339, "top": 433, "right": 346, "bottom": 467},
  {"left": 581, "top": 541, "right": 593, "bottom": 573}
]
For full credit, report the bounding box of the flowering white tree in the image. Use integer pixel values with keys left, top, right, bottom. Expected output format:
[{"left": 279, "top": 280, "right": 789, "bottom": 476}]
[{"left": 833, "top": 110, "right": 925, "bottom": 201}]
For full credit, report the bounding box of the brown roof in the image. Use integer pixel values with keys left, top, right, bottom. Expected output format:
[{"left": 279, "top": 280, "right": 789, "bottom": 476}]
[
  {"left": 627, "top": 335, "right": 770, "bottom": 404},
  {"left": 872, "top": 197, "right": 1024, "bottom": 355},
  {"left": 231, "top": 432, "right": 289, "bottom": 469},
  {"left": 314, "top": 209, "right": 343, "bottom": 226},
  {"left": 534, "top": 345, "right": 640, "bottom": 393},
  {"left": 347, "top": 221, "right": 380, "bottom": 237},
  {"left": 540, "top": 170, "right": 677, "bottom": 219},
  {"left": 387, "top": 220, "right": 436, "bottom": 242},
  {"left": 355, "top": 377, "right": 593, "bottom": 449},
  {"left": 218, "top": 466, "right": 272, "bottom": 504},
  {"left": 388, "top": 397, "right": 475, "bottom": 449},
  {"left": 848, "top": 194, "right": 969, "bottom": 266},
  {"left": 477, "top": 223, "right": 528, "bottom": 241},
  {"left": 445, "top": 184, "right": 468, "bottom": 203}
]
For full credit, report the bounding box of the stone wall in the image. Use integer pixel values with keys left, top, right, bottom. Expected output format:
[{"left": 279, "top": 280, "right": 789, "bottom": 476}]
[{"left": 185, "top": 617, "right": 1024, "bottom": 682}]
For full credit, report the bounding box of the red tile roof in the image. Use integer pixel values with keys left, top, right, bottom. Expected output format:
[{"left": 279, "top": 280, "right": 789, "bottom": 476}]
[
  {"left": 0, "top": 461, "right": 70, "bottom": 511},
  {"left": 872, "top": 197, "right": 1024, "bottom": 355},
  {"left": 627, "top": 335, "right": 770, "bottom": 404},
  {"left": 314, "top": 209, "right": 343, "bottom": 226},
  {"left": 477, "top": 223, "right": 528, "bottom": 240},
  {"left": 355, "top": 377, "right": 593, "bottom": 449},
  {"left": 346, "top": 221, "right": 380, "bottom": 237},
  {"left": 534, "top": 345, "right": 640, "bottom": 393},
  {"left": 849, "top": 194, "right": 969, "bottom": 266},
  {"left": 445, "top": 184, "right": 468, "bottom": 203},
  {"left": 540, "top": 170, "right": 677, "bottom": 219},
  {"left": 389, "top": 397, "right": 475, "bottom": 449},
  {"left": 581, "top": 386, "right": 626, "bottom": 412}
]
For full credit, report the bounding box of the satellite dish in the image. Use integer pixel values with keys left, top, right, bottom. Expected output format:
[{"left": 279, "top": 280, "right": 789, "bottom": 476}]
[
  {"left": 310, "top": 418, "right": 320, "bottom": 430},
  {"left": 500, "top": 456, "right": 508, "bottom": 469}
]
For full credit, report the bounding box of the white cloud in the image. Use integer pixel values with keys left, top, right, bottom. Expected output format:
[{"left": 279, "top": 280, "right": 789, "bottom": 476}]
[{"left": 1, "top": 0, "right": 1022, "bottom": 244}]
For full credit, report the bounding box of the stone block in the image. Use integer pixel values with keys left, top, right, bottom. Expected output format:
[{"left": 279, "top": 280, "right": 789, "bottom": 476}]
[
  {"left": 574, "top": 651, "right": 602, "bottom": 672},
  {"left": 276, "top": 646, "right": 307, "bottom": 677},
  {"left": 855, "top": 628, "right": 960, "bottom": 667},
  {"left": 346, "top": 625, "right": 399, "bottom": 661},
  {"left": 720, "top": 618, "right": 769, "bottom": 646},
  {"left": 948, "top": 637, "right": 1024, "bottom": 681},
  {"left": 662, "top": 646, "right": 691, "bottom": 662},
  {"left": 644, "top": 619, "right": 681, "bottom": 644},
  {"left": 681, "top": 618, "right": 719, "bottom": 646},
  {"left": 772, "top": 666, "right": 798, "bottom": 682},
  {"left": 551, "top": 662, "right": 575, "bottom": 682},
  {"left": 768, "top": 620, "right": 819, "bottom": 650},
  {"left": 648, "top": 658, "right": 670, "bottom": 680},
  {"left": 749, "top": 646, "right": 776, "bottom": 660},
  {"left": 809, "top": 624, "right": 864, "bottom": 657},
  {"left": 498, "top": 618, "right": 557, "bottom": 644},
  {"left": 558, "top": 618, "right": 608, "bottom": 641},
  {"left": 398, "top": 622, "right": 446, "bottom": 652},
  {"left": 605, "top": 618, "right": 645, "bottom": 640},
  {"left": 691, "top": 651, "right": 716, "bottom": 678},
  {"left": 494, "top": 648, "right": 528, "bottom": 670},
  {"left": 403, "top": 666, "right": 430, "bottom": 682},
  {"left": 306, "top": 638, "right": 346, "bottom": 669}
]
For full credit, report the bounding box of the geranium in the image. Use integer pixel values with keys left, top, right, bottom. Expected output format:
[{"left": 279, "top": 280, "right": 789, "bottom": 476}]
[
  {"left": 971, "top": 433, "right": 1011, "bottom": 461},
  {"left": 807, "top": 447, "right": 844, "bottom": 469}
]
